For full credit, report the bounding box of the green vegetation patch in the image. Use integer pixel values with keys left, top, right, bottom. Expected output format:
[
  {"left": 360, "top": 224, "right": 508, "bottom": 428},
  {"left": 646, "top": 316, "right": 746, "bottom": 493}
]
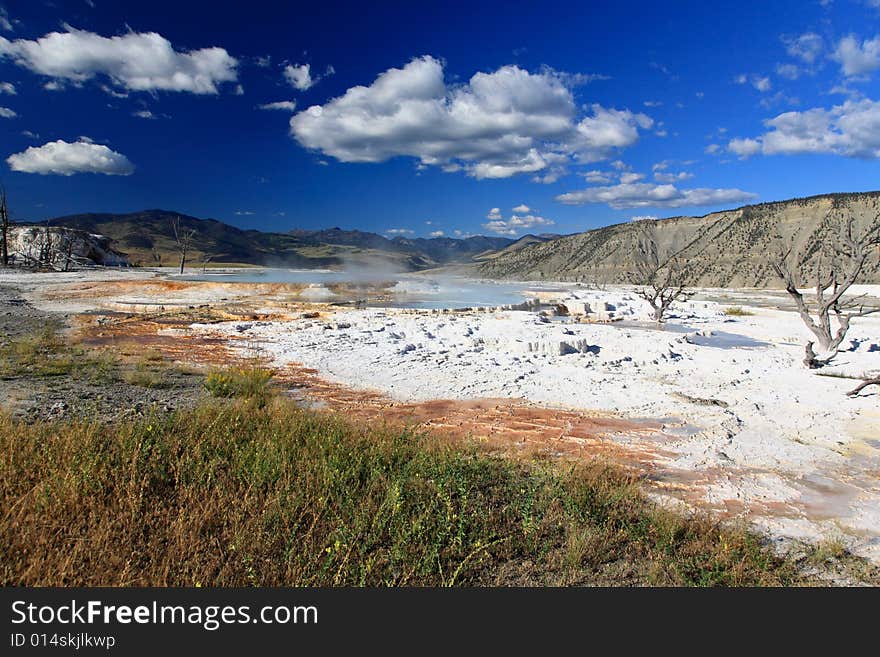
[
  {"left": 204, "top": 364, "right": 274, "bottom": 402},
  {"left": 0, "top": 324, "right": 117, "bottom": 382}
]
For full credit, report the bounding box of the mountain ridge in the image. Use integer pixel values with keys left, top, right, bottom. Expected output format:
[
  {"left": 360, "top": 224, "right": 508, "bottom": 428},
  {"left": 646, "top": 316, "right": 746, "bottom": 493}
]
[
  {"left": 21, "top": 191, "right": 880, "bottom": 285},
  {"left": 36, "top": 210, "right": 516, "bottom": 270},
  {"left": 477, "top": 191, "right": 880, "bottom": 287}
]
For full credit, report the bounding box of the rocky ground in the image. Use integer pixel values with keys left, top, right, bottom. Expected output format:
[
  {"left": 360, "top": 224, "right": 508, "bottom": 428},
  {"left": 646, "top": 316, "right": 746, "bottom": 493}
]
[
  {"left": 0, "top": 284, "right": 59, "bottom": 341},
  {"left": 0, "top": 284, "right": 208, "bottom": 423}
]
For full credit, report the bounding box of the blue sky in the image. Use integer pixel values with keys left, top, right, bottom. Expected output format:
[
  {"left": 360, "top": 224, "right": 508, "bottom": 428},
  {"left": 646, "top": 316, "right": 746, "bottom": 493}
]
[{"left": 2, "top": 0, "right": 880, "bottom": 238}]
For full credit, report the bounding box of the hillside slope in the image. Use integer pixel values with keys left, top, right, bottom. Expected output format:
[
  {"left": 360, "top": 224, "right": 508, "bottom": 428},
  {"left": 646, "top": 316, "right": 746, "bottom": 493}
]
[
  {"left": 474, "top": 234, "right": 556, "bottom": 261},
  {"left": 290, "top": 227, "right": 513, "bottom": 265},
  {"left": 478, "top": 192, "right": 880, "bottom": 286},
  {"left": 44, "top": 210, "right": 323, "bottom": 267}
]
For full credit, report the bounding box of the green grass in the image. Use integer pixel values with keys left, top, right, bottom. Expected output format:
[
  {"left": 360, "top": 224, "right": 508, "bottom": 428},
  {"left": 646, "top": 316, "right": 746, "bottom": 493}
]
[
  {"left": 806, "top": 538, "right": 848, "bottom": 566},
  {"left": 0, "top": 397, "right": 816, "bottom": 586},
  {"left": 0, "top": 324, "right": 118, "bottom": 381},
  {"left": 0, "top": 327, "right": 195, "bottom": 389},
  {"left": 204, "top": 364, "right": 274, "bottom": 401}
]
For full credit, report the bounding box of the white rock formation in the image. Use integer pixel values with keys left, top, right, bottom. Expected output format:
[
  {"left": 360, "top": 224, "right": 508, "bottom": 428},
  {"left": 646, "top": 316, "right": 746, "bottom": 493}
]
[{"left": 7, "top": 225, "right": 128, "bottom": 267}]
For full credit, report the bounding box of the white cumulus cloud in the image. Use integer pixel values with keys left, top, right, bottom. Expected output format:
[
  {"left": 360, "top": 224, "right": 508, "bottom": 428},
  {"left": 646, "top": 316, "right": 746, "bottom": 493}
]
[
  {"left": 429, "top": 230, "right": 445, "bottom": 237},
  {"left": 483, "top": 213, "right": 555, "bottom": 236},
  {"left": 284, "top": 63, "right": 332, "bottom": 91},
  {"left": 728, "top": 137, "right": 763, "bottom": 158},
  {"left": 735, "top": 74, "right": 772, "bottom": 91},
  {"left": 570, "top": 104, "right": 653, "bottom": 161},
  {"left": 0, "top": 81, "right": 14, "bottom": 94},
  {"left": 0, "top": 106, "right": 15, "bottom": 118},
  {"left": 288, "top": 56, "right": 652, "bottom": 180},
  {"left": 0, "top": 27, "right": 238, "bottom": 94},
  {"left": 259, "top": 100, "right": 297, "bottom": 111},
  {"left": 555, "top": 182, "right": 756, "bottom": 209},
  {"left": 284, "top": 64, "right": 313, "bottom": 90},
  {"left": 775, "top": 63, "right": 802, "bottom": 80},
  {"left": 6, "top": 138, "right": 134, "bottom": 175},
  {"left": 784, "top": 32, "right": 823, "bottom": 63},
  {"left": 753, "top": 76, "right": 772, "bottom": 92},
  {"left": 0, "top": 8, "right": 12, "bottom": 32},
  {"left": 728, "top": 98, "right": 880, "bottom": 158},
  {"left": 583, "top": 169, "right": 613, "bottom": 183},
  {"left": 832, "top": 35, "right": 880, "bottom": 77},
  {"left": 619, "top": 171, "right": 644, "bottom": 183},
  {"left": 512, "top": 204, "right": 531, "bottom": 213},
  {"left": 653, "top": 170, "right": 693, "bottom": 183}
]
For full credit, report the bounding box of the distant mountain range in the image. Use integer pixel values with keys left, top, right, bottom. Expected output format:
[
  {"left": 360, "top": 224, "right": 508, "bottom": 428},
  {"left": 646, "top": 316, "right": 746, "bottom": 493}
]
[
  {"left": 37, "top": 210, "right": 521, "bottom": 270},
  {"left": 29, "top": 192, "right": 880, "bottom": 286},
  {"left": 478, "top": 192, "right": 880, "bottom": 287}
]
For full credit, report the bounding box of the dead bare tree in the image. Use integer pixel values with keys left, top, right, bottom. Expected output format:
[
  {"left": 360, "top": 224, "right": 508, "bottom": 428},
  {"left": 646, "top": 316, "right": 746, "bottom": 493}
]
[
  {"left": 0, "top": 187, "right": 9, "bottom": 267},
  {"left": 770, "top": 216, "right": 880, "bottom": 368},
  {"left": 627, "top": 224, "right": 694, "bottom": 322},
  {"left": 37, "top": 220, "right": 55, "bottom": 267},
  {"left": 59, "top": 231, "right": 76, "bottom": 272},
  {"left": 628, "top": 260, "right": 694, "bottom": 322},
  {"left": 170, "top": 215, "right": 196, "bottom": 275}
]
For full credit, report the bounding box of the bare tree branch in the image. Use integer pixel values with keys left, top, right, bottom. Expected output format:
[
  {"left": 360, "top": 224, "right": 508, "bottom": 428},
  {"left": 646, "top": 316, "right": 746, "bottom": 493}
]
[
  {"left": 627, "top": 224, "right": 694, "bottom": 322},
  {"left": 847, "top": 377, "right": 880, "bottom": 397},
  {"left": 170, "top": 215, "right": 196, "bottom": 275}
]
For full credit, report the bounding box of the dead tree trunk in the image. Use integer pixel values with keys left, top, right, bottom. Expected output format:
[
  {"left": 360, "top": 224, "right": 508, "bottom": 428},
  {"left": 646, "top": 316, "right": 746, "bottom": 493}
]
[
  {"left": 170, "top": 215, "right": 196, "bottom": 275},
  {"left": 38, "top": 222, "right": 54, "bottom": 267},
  {"left": 0, "top": 188, "right": 8, "bottom": 267},
  {"left": 60, "top": 232, "right": 75, "bottom": 272},
  {"left": 770, "top": 216, "right": 880, "bottom": 368}
]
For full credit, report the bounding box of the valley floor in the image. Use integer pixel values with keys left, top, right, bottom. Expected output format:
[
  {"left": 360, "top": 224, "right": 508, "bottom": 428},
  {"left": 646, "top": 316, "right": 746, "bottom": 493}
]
[{"left": 3, "top": 267, "right": 880, "bottom": 565}]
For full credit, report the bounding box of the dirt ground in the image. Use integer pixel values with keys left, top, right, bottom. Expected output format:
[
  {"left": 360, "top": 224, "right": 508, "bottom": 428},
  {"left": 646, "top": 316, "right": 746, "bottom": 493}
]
[
  {"left": 0, "top": 285, "right": 208, "bottom": 422},
  {"left": 2, "top": 277, "right": 664, "bottom": 469}
]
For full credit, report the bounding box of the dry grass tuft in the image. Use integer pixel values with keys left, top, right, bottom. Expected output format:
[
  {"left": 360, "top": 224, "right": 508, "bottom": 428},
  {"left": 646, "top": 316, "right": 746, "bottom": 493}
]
[{"left": 204, "top": 364, "right": 274, "bottom": 402}]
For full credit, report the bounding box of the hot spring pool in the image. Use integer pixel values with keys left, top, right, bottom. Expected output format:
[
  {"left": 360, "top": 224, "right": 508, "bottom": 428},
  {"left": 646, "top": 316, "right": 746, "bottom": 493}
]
[{"left": 180, "top": 269, "right": 566, "bottom": 310}]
